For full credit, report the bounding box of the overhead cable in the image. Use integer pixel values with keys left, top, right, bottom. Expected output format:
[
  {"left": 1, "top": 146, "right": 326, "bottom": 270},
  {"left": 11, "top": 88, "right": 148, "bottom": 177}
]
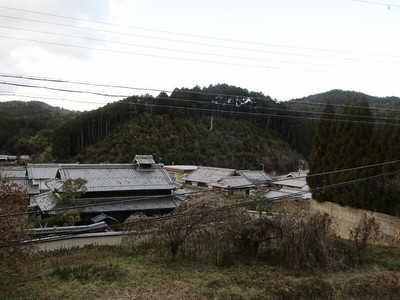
[
  {"left": 1, "top": 168, "right": 400, "bottom": 248},
  {"left": 1, "top": 158, "right": 399, "bottom": 219},
  {"left": 0, "top": 5, "right": 399, "bottom": 58}
]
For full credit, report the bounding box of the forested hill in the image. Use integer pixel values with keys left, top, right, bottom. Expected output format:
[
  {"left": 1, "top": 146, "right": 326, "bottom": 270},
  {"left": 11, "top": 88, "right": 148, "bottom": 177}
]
[
  {"left": 286, "top": 89, "right": 400, "bottom": 117},
  {"left": 4, "top": 87, "right": 399, "bottom": 172},
  {"left": 0, "top": 100, "right": 74, "bottom": 117},
  {"left": 0, "top": 101, "right": 76, "bottom": 157},
  {"left": 51, "top": 84, "right": 310, "bottom": 172}
]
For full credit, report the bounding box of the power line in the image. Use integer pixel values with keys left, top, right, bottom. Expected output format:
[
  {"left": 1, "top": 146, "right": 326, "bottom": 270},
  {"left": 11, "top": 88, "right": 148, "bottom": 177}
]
[
  {"left": 0, "top": 80, "right": 127, "bottom": 98},
  {"left": 1, "top": 5, "right": 399, "bottom": 59},
  {"left": 2, "top": 23, "right": 398, "bottom": 71},
  {"left": 0, "top": 35, "right": 276, "bottom": 71},
  {"left": 0, "top": 92, "right": 111, "bottom": 105},
  {"left": 1, "top": 159, "right": 399, "bottom": 219},
  {"left": 293, "top": 99, "right": 400, "bottom": 111},
  {"left": 150, "top": 95, "right": 400, "bottom": 123},
  {"left": 2, "top": 74, "right": 400, "bottom": 124},
  {"left": 353, "top": 0, "right": 400, "bottom": 8},
  {"left": 1, "top": 168, "right": 399, "bottom": 248},
  {"left": 1, "top": 72, "right": 400, "bottom": 114},
  {"left": 2, "top": 89, "right": 399, "bottom": 126},
  {"left": 2, "top": 32, "right": 399, "bottom": 77},
  {"left": 119, "top": 169, "right": 400, "bottom": 229},
  {"left": 4, "top": 79, "right": 398, "bottom": 125},
  {"left": 111, "top": 101, "right": 400, "bottom": 126}
]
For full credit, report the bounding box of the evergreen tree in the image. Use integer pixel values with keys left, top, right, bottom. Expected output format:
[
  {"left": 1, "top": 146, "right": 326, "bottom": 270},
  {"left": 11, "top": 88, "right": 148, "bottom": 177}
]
[
  {"left": 307, "top": 98, "right": 399, "bottom": 215},
  {"left": 307, "top": 102, "right": 335, "bottom": 202}
]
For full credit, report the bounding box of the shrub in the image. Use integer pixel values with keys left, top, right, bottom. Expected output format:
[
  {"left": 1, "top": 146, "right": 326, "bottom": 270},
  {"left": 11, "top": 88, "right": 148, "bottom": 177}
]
[
  {"left": 276, "top": 210, "right": 345, "bottom": 271},
  {"left": 125, "top": 193, "right": 256, "bottom": 264},
  {"left": 0, "top": 178, "right": 33, "bottom": 269},
  {"left": 348, "top": 214, "right": 380, "bottom": 262}
]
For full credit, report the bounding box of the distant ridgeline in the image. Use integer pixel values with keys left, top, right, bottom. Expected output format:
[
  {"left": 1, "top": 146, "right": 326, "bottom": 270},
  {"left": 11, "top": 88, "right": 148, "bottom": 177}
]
[
  {"left": 2, "top": 87, "right": 399, "bottom": 175},
  {"left": 307, "top": 97, "right": 400, "bottom": 216},
  {"left": 51, "top": 84, "right": 311, "bottom": 172},
  {"left": 0, "top": 101, "right": 76, "bottom": 161}
]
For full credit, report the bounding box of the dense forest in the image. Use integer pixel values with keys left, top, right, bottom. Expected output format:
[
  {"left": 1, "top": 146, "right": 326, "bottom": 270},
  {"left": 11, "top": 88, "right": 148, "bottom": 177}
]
[
  {"left": 286, "top": 89, "right": 400, "bottom": 118},
  {"left": 0, "top": 101, "right": 76, "bottom": 160},
  {"left": 307, "top": 98, "right": 400, "bottom": 216},
  {"left": 50, "top": 84, "right": 311, "bottom": 172},
  {"left": 2, "top": 86, "right": 400, "bottom": 174}
]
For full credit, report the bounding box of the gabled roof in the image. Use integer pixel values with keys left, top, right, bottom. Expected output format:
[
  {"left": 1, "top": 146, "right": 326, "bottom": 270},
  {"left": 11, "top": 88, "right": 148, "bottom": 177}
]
[
  {"left": 181, "top": 166, "right": 235, "bottom": 184},
  {"left": 133, "top": 155, "right": 156, "bottom": 165},
  {"left": 27, "top": 164, "right": 60, "bottom": 179},
  {"left": 237, "top": 170, "right": 272, "bottom": 185},
  {"left": 2, "top": 176, "right": 40, "bottom": 195},
  {"left": 274, "top": 178, "right": 308, "bottom": 189},
  {"left": 34, "top": 192, "right": 176, "bottom": 214},
  {"left": 279, "top": 187, "right": 312, "bottom": 199},
  {"left": 28, "top": 221, "right": 110, "bottom": 236},
  {"left": 54, "top": 163, "right": 175, "bottom": 192},
  {"left": 0, "top": 155, "right": 17, "bottom": 161},
  {"left": 208, "top": 176, "right": 254, "bottom": 189},
  {"left": 286, "top": 169, "right": 309, "bottom": 178},
  {"left": 164, "top": 165, "right": 198, "bottom": 173},
  {"left": 34, "top": 191, "right": 58, "bottom": 212},
  {"left": 44, "top": 178, "right": 64, "bottom": 192},
  {"left": 264, "top": 187, "right": 310, "bottom": 200},
  {"left": 91, "top": 213, "right": 119, "bottom": 223},
  {"left": 81, "top": 196, "right": 177, "bottom": 213},
  {"left": 1, "top": 169, "right": 26, "bottom": 178}
]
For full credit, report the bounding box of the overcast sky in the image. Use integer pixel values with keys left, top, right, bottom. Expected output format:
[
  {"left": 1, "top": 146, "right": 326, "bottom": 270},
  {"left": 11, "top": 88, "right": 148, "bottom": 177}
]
[{"left": 1, "top": 0, "right": 399, "bottom": 111}]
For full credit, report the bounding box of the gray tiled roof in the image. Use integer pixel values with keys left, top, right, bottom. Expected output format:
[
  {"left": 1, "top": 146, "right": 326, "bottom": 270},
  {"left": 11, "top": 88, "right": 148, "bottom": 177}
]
[
  {"left": 27, "top": 164, "right": 60, "bottom": 179},
  {"left": 274, "top": 178, "right": 308, "bottom": 189},
  {"left": 6, "top": 177, "right": 29, "bottom": 191},
  {"left": 34, "top": 191, "right": 58, "bottom": 212},
  {"left": 81, "top": 196, "right": 177, "bottom": 213},
  {"left": 133, "top": 155, "right": 156, "bottom": 165},
  {"left": 208, "top": 176, "right": 254, "bottom": 189},
  {"left": 56, "top": 164, "right": 175, "bottom": 192},
  {"left": 182, "top": 166, "right": 235, "bottom": 184},
  {"left": 279, "top": 187, "right": 311, "bottom": 199},
  {"left": 34, "top": 192, "right": 177, "bottom": 214},
  {"left": 3, "top": 176, "right": 39, "bottom": 195},
  {"left": 237, "top": 170, "right": 272, "bottom": 185},
  {"left": 28, "top": 221, "right": 110, "bottom": 236},
  {"left": 1, "top": 169, "right": 27, "bottom": 178},
  {"left": 286, "top": 170, "right": 309, "bottom": 178},
  {"left": 264, "top": 189, "right": 292, "bottom": 199},
  {"left": 0, "top": 155, "right": 17, "bottom": 160},
  {"left": 45, "top": 178, "right": 63, "bottom": 191}
]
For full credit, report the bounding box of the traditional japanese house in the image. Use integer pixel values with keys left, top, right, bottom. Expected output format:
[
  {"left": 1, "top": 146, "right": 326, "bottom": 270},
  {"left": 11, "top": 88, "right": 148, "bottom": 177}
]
[{"left": 34, "top": 155, "right": 177, "bottom": 223}]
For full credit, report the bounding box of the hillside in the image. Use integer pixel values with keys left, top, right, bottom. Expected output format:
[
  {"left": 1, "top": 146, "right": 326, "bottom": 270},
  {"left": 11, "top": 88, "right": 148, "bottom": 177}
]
[
  {"left": 286, "top": 89, "right": 400, "bottom": 117},
  {"left": 0, "top": 100, "right": 74, "bottom": 117},
  {"left": 0, "top": 101, "right": 77, "bottom": 157},
  {"left": 51, "top": 84, "right": 309, "bottom": 172},
  {"left": 3, "top": 87, "right": 399, "bottom": 168},
  {"left": 75, "top": 113, "right": 301, "bottom": 172}
]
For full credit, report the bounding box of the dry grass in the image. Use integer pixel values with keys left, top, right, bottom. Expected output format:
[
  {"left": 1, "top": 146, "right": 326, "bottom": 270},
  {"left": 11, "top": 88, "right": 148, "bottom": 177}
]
[{"left": 2, "top": 244, "right": 400, "bottom": 300}]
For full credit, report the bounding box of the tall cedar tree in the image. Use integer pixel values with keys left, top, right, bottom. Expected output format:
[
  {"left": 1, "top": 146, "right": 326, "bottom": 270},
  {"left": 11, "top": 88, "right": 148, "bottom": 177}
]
[
  {"left": 307, "top": 102, "right": 335, "bottom": 201},
  {"left": 308, "top": 98, "right": 400, "bottom": 215}
]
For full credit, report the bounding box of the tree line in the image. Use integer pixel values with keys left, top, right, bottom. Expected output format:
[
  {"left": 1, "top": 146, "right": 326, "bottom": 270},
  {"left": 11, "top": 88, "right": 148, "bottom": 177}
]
[
  {"left": 307, "top": 97, "right": 400, "bottom": 215},
  {"left": 51, "top": 84, "right": 314, "bottom": 168}
]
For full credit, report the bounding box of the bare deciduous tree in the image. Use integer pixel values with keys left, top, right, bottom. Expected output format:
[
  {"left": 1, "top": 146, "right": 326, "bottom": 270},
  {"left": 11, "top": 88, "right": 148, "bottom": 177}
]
[{"left": 0, "top": 177, "right": 32, "bottom": 269}]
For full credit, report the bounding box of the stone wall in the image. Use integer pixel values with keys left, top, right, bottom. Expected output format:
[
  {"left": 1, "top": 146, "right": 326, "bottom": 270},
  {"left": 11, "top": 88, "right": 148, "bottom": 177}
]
[{"left": 310, "top": 199, "right": 400, "bottom": 246}]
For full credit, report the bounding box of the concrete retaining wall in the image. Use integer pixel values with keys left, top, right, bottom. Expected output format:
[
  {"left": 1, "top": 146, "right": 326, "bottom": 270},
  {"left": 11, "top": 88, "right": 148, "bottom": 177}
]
[
  {"left": 36, "top": 232, "right": 124, "bottom": 251},
  {"left": 310, "top": 199, "right": 400, "bottom": 246}
]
